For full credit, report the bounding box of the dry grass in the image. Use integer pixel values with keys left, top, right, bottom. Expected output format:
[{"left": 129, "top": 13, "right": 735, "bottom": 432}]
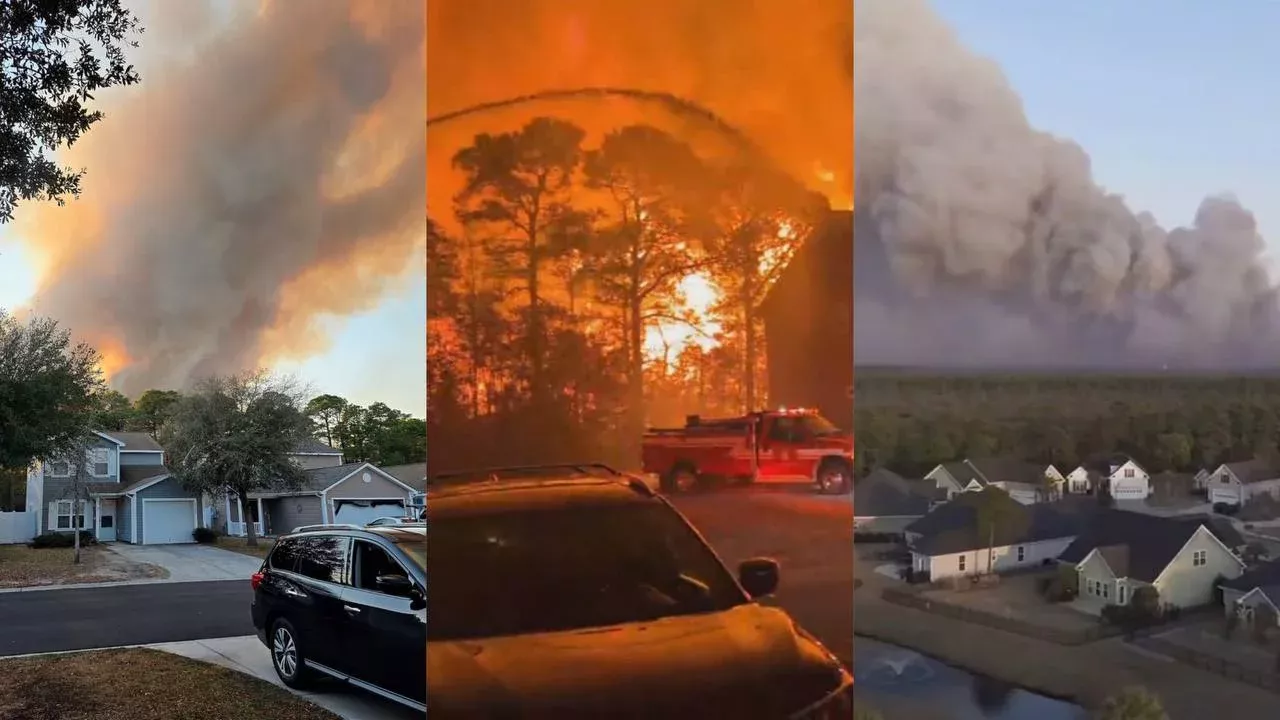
[
  {"left": 215, "top": 536, "right": 273, "bottom": 559},
  {"left": 0, "top": 648, "right": 340, "bottom": 720},
  {"left": 0, "top": 545, "right": 165, "bottom": 588}
]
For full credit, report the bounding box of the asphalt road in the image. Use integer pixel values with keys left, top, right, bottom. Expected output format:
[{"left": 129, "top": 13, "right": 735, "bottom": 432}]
[
  {"left": 3, "top": 489, "right": 853, "bottom": 666},
  {"left": 0, "top": 580, "right": 253, "bottom": 657}
]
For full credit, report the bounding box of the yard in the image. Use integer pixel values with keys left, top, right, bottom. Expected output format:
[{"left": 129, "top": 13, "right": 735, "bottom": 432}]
[
  {"left": 0, "top": 648, "right": 340, "bottom": 720},
  {"left": 918, "top": 570, "right": 1102, "bottom": 636},
  {"left": 214, "top": 536, "right": 275, "bottom": 559},
  {"left": 0, "top": 544, "right": 167, "bottom": 588}
]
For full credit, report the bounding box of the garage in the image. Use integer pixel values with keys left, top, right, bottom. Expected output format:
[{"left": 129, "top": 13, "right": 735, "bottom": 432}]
[
  {"left": 333, "top": 499, "right": 406, "bottom": 526},
  {"left": 142, "top": 499, "right": 197, "bottom": 544}
]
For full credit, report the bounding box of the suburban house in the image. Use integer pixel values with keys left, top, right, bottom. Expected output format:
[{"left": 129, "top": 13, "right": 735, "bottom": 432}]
[
  {"left": 1220, "top": 559, "right": 1280, "bottom": 628},
  {"left": 381, "top": 462, "right": 427, "bottom": 512},
  {"left": 853, "top": 468, "right": 936, "bottom": 534},
  {"left": 1043, "top": 464, "right": 1067, "bottom": 497},
  {"left": 1194, "top": 468, "right": 1212, "bottom": 492},
  {"left": 1059, "top": 510, "right": 1245, "bottom": 611},
  {"left": 924, "top": 457, "right": 1046, "bottom": 505},
  {"left": 25, "top": 431, "right": 206, "bottom": 545},
  {"left": 903, "top": 487, "right": 1080, "bottom": 581},
  {"left": 1206, "top": 458, "right": 1280, "bottom": 507},
  {"left": 1066, "top": 454, "right": 1151, "bottom": 500},
  {"left": 218, "top": 442, "right": 421, "bottom": 536}
]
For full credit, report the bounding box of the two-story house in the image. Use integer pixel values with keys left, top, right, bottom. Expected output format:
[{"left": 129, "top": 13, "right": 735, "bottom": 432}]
[
  {"left": 1065, "top": 454, "right": 1151, "bottom": 500},
  {"left": 25, "top": 431, "right": 206, "bottom": 545},
  {"left": 1207, "top": 458, "right": 1280, "bottom": 507},
  {"left": 215, "top": 439, "right": 420, "bottom": 537}
]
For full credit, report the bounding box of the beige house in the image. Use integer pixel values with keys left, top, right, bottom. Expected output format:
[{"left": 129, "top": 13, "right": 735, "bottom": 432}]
[
  {"left": 1207, "top": 459, "right": 1280, "bottom": 507},
  {"left": 1059, "top": 510, "right": 1245, "bottom": 612},
  {"left": 1220, "top": 560, "right": 1280, "bottom": 628}
]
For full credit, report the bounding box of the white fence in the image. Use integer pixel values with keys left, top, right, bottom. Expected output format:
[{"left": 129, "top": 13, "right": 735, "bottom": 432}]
[
  {"left": 227, "top": 521, "right": 264, "bottom": 537},
  {"left": 0, "top": 511, "right": 36, "bottom": 544}
]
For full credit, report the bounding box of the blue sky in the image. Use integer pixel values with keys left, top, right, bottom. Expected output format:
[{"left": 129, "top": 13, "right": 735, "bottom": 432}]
[
  {"left": 0, "top": 0, "right": 426, "bottom": 419},
  {"left": 932, "top": 0, "right": 1280, "bottom": 250}
]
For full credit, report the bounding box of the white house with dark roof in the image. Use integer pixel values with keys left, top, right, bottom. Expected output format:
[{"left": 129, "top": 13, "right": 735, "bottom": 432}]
[
  {"left": 1207, "top": 459, "right": 1280, "bottom": 507},
  {"left": 1220, "top": 559, "right": 1280, "bottom": 628},
  {"left": 1060, "top": 510, "right": 1244, "bottom": 612},
  {"left": 924, "top": 458, "right": 1046, "bottom": 505},
  {"left": 1065, "top": 454, "right": 1150, "bottom": 500},
  {"left": 853, "top": 468, "right": 935, "bottom": 534}
]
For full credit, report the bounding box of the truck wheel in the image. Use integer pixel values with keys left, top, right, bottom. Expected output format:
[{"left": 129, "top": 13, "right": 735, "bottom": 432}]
[
  {"left": 662, "top": 465, "right": 699, "bottom": 494},
  {"left": 816, "top": 460, "right": 852, "bottom": 495}
]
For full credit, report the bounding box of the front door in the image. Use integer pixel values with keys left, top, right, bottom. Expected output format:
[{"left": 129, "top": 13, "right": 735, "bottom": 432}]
[{"left": 98, "top": 499, "right": 117, "bottom": 542}]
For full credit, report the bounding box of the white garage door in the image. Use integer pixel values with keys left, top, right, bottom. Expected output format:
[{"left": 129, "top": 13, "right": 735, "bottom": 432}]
[
  {"left": 143, "top": 499, "right": 197, "bottom": 544},
  {"left": 333, "top": 499, "right": 405, "bottom": 526}
]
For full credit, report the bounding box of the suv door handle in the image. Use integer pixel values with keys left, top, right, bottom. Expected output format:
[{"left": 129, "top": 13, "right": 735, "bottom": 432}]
[
  {"left": 343, "top": 605, "right": 362, "bottom": 615},
  {"left": 283, "top": 587, "right": 305, "bottom": 598}
]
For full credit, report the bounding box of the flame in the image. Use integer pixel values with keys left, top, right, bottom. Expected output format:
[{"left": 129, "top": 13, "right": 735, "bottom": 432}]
[{"left": 95, "top": 336, "right": 132, "bottom": 381}]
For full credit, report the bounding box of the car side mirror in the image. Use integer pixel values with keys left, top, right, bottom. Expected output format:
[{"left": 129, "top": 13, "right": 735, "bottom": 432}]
[
  {"left": 375, "top": 573, "right": 413, "bottom": 596},
  {"left": 408, "top": 585, "right": 425, "bottom": 611},
  {"left": 738, "top": 557, "right": 779, "bottom": 598}
]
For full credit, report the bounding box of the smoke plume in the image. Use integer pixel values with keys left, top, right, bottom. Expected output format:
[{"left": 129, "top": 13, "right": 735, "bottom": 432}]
[
  {"left": 426, "top": 0, "right": 854, "bottom": 221},
  {"left": 13, "top": 0, "right": 425, "bottom": 395},
  {"left": 855, "top": 0, "right": 1280, "bottom": 369}
]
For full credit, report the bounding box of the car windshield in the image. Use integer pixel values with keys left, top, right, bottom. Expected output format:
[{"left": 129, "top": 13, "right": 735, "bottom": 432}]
[
  {"left": 395, "top": 539, "right": 426, "bottom": 571},
  {"left": 800, "top": 414, "right": 842, "bottom": 437},
  {"left": 428, "top": 503, "right": 747, "bottom": 641}
]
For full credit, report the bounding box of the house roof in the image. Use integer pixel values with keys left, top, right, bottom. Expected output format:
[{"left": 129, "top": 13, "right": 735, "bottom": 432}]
[
  {"left": 293, "top": 437, "right": 343, "bottom": 455},
  {"left": 1059, "top": 510, "right": 1240, "bottom": 583},
  {"left": 381, "top": 463, "right": 426, "bottom": 492},
  {"left": 855, "top": 468, "right": 932, "bottom": 517},
  {"left": 938, "top": 461, "right": 984, "bottom": 486},
  {"left": 1222, "top": 558, "right": 1280, "bottom": 593},
  {"left": 99, "top": 432, "right": 164, "bottom": 452},
  {"left": 966, "top": 457, "right": 1041, "bottom": 485},
  {"left": 1081, "top": 453, "right": 1138, "bottom": 474},
  {"left": 1224, "top": 458, "right": 1278, "bottom": 484},
  {"left": 83, "top": 466, "right": 172, "bottom": 497},
  {"left": 905, "top": 487, "right": 1078, "bottom": 556}
]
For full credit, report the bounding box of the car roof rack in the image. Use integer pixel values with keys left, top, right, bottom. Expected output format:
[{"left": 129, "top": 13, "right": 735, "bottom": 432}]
[{"left": 290, "top": 523, "right": 363, "bottom": 534}]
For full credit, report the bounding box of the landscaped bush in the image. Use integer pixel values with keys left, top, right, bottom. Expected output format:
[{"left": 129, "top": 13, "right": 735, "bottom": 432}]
[
  {"left": 1038, "top": 565, "right": 1079, "bottom": 603},
  {"left": 29, "top": 531, "right": 96, "bottom": 549},
  {"left": 192, "top": 527, "right": 219, "bottom": 544},
  {"left": 1239, "top": 494, "right": 1280, "bottom": 522}
]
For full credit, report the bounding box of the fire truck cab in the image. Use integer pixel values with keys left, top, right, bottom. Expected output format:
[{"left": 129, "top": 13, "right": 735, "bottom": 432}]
[{"left": 640, "top": 408, "right": 853, "bottom": 495}]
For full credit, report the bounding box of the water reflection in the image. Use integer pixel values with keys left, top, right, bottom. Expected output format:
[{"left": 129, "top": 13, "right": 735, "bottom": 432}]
[{"left": 854, "top": 637, "right": 1085, "bottom": 720}]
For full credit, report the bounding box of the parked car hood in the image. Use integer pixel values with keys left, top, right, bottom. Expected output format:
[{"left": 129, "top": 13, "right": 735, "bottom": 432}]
[{"left": 426, "top": 603, "right": 843, "bottom": 718}]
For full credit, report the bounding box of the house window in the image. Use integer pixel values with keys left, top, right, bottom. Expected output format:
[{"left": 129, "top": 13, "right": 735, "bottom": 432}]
[
  {"left": 958, "top": 555, "right": 967, "bottom": 572},
  {"left": 87, "top": 448, "right": 109, "bottom": 477},
  {"left": 1124, "top": 468, "right": 1135, "bottom": 478},
  {"left": 1193, "top": 550, "right": 1207, "bottom": 567},
  {"left": 48, "top": 460, "right": 70, "bottom": 477},
  {"left": 50, "top": 500, "right": 89, "bottom": 531},
  {"left": 1221, "top": 474, "right": 1231, "bottom": 484},
  {"left": 1017, "top": 546, "right": 1026, "bottom": 562},
  {"left": 1102, "top": 583, "right": 1110, "bottom": 599},
  {"left": 1118, "top": 584, "right": 1127, "bottom": 605}
]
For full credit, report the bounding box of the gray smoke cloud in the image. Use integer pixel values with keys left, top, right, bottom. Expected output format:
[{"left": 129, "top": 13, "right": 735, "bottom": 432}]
[
  {"left": 854, "top": 0, "right": 1280, "bottom": 369},
  {"left": 18, "top": 0, "right": 425, "bottom": 395}
]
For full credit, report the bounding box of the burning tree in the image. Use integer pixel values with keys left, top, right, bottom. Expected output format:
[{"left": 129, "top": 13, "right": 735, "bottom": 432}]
[{"left": 160, "top": 371, "right": 311, "bottom": 547}]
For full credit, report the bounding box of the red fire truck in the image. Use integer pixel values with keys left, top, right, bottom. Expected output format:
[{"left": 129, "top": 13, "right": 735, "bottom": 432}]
[{"left": 641, "top": 408, "right": 854, "bottom": 495}]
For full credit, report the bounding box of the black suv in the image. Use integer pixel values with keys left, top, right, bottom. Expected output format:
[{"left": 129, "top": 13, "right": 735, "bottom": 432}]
[
  {"left": 250, "top": 524, "right": 426, "bottom": 712},
  {"left": 427, "top": 465, "right": 853, "bottom": 718}
]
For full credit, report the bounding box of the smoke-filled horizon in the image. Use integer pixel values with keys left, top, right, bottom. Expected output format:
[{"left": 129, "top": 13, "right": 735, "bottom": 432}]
[
  {"left": 855, "top": 0, "right": 1280, "bottom": 369},
  {"left": 12, "top": 0, "right": 425, "bottom": 396}
]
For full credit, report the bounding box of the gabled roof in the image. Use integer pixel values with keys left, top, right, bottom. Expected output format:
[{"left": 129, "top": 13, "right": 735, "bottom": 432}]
[
  {"left": 100, "top": 432, "right": 165, "bottom": 452},
  {"left": 381, "top": 463, "right": 427, "bottom": 492},
  {"left": 248, "top": 461, "right": 413, "bottom": 498},
  {"left": 905, "top": 487, "right": 1078, "bottom": 556},
  {"left": 293, "top": 437, "right": 343, "bottom": 455},
  {"left": 936, "top": 461, "right": 984, "bottom": 487},
  {"left": 1222, "top": 458, "right": 1279, "bottom": 485},
  {"left": 966, "top": 457, "right": 1041, "bottom": 485},
  {"left": 1059, "top": 510, "right": 1241, "bottom": 583},
  {"left": 855, "top": 468, "right": 932, "bottom": 517}
]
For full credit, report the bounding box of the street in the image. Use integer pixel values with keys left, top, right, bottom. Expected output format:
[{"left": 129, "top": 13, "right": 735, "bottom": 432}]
[{"left": 0, "top": 489, "right": 853, "bottom": 669}]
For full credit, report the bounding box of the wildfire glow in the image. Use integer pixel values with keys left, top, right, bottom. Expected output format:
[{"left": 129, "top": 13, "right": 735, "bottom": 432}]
[
  {"left": 645, "top": 272, "right": 721, "bottom": 360},
  {"left": 95, "top": 336, "right": 131, "bottom": 381}
]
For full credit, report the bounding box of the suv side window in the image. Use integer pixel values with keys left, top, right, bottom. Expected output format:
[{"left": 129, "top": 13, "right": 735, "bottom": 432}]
[
  {"left": 296, "top": 535, "right": 351, "bottom": 584},
  {"left": 769, "top": 417, "right": 795, "bottom": 443},
  {"left": 268, "top": 538, "right": 301, "bottom": 572},
  {"left": 353, "top": 540, "right": 411, "bottom": 597}
]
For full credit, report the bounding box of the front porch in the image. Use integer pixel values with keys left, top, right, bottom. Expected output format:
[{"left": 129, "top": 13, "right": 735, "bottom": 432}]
[{"left": 223, "top": 496, "right": 265, "bottom": 537}]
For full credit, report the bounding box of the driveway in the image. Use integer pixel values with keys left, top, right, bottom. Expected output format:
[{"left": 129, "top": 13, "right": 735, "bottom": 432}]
[
  {"left": 152, "top": 636, "right": 420, "bottom": 720},
  {"left": 106, "top": 543, "right": 263, "bottom": 582}
]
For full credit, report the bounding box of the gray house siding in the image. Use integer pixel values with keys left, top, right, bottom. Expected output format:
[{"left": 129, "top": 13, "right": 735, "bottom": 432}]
[
  {"left": 120, "top": 452, "right": 165, "bottom": 467},
  {"left": 267, "top": 496, "right": 323, "bottom": 535},
  {"left": 294, "top": 454, "right": 345, "bottom": 470},
  {"left": 117, "top": 497, "right": 134, "bottom": 544},
  {"left": 38, "top": 436, "right": 122, "bottom": 533},
  {"left": 133, "top": 477, "right": 201, "bottom": 544},
  {"left": 327, "top": 470, "right": 410, "bottom": 501}
]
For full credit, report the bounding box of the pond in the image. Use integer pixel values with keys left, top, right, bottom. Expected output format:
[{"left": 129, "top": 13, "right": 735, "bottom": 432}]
[{"left": 854, "top": 636, "right": 1087, "bottom": 720}]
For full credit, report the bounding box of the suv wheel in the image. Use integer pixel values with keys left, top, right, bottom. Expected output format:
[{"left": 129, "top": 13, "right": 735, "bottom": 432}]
[
  {"left": 817, "top": 460, "right": 852, "bottom": 495},
  {"left": 270, "top": 619, "right": 313, "bottom": 689}
]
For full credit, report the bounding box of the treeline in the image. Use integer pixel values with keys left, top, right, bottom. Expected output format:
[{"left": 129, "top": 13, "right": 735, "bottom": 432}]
[
  {"left": 92, "top": 389, "right": 425, "bottom": 467},
  {"left": 427, "top": 116, "right": 827, "bottom": 471},
  {"left": 854, "top": 371, "right": 1280, "bottom": 477}
]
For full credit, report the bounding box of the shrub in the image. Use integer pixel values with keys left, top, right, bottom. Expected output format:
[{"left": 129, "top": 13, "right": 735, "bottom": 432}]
[
  {"left": 29, "top": 531, "right": 95, "bottom": 549},
  {"left": 1096, "top": 686, "right": 1168, "bottom": 720},
  {"left": 192, "top": 527, "right": 219, "bottom": 544},
  {"left": 1254, "top": 605, "right": 1276, "bottom": 645},
  {"left": 1131, "top": 587, "right": 1162, "bottom": 625}
]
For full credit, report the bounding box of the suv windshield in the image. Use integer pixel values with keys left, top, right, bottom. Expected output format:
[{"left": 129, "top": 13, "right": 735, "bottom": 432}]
[{"left": 429, "top": 502, "right": 747, "bottom": 641}]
